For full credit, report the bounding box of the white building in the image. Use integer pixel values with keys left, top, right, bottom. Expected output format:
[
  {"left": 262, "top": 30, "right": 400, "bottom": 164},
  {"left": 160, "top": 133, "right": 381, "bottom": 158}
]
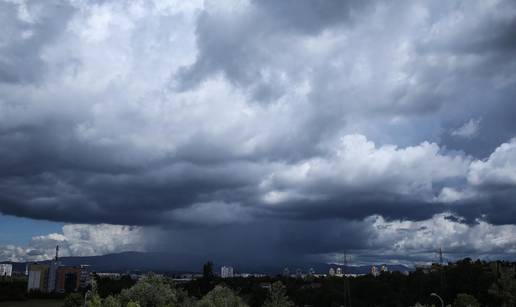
[
  {"left": 47, "top": 261, "right": 60, "bottom": 292},
  {"left": 328, "top": 267, "right": 335, "bottom": 276},
  {"left": 221, "top": 266, "right": 234, "bottom": 278},
  {"left": 381, "top": 265, "right": 388, "bottom": 273},
  {"left": 0, "top": 263, "right": 13, "bottom": 277},
  {"left": 371, "top": 265, "right": 380, "bottom": 277},
  {"left": 336, "top": 267, "right": 342, "bottom": 277}
]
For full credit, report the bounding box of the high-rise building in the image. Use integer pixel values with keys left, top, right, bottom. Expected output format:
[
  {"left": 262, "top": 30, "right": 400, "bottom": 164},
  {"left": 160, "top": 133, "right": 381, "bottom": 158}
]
[
  {"left": 371, "top": 265, "right": 379, "bottom": 277},
  {"left": 26, "top": 245, "right": 89, "bottom": 293},
  {"left": 47, "top": 246, "right": 61, "bottom": 293},
  {"left": 79, "top": 265, "right": 91, "bottom": 288},
  {"left": 47, "top": 261, "right": 59, "bottom": 292},
  {"left": 380, "top": 265, "right": 388, "bottom": 273},
  {"left": 221, "top": 266, "right": 234, "bottom": 278},
  {"left": 336, "top": 267, "right": 342, "bottom": 276},
  {"left": 328, "top": 267, "right": 335, "bottom": 276},
  {"left": 27, "top": 264, "right": 49, "bottom": 292},
  {"left": 56, "top": 267, "right": 82, "bottom": 293},
  {"left": 0, "top": 264, "right": 13, "bottom": 277}
]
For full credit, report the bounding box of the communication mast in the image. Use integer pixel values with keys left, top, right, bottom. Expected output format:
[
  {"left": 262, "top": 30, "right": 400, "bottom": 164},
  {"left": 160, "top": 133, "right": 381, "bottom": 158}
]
[
  {"left": 343, "top": 253, "right": 352, "bottom": 307},
  {"left": 437, "top": 247, "right": 446, "bottom": 294}
]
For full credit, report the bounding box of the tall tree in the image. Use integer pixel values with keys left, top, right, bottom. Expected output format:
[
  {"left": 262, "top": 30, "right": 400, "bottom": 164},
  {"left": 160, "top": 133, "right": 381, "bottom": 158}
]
[
  {"left": 102, "top": 295, "right": 121, "bottom": 307},
  {"left": 489, "top": 265, "right": 516, "bottom": 307},
  {"left": 203, "top": 262, "right": 215, "bottom": 280},
  {"left": 62, "top": 293, "right": 84, "bottom": 307},
  {"left": 262, "top": 282, "right": 295, "bottom": 307},
  {"left": 196, "top": 285, "right": 248, "bottom": 307},
  {"left": 119, "top": 273, "right": 178, "bottom": 307},
  {"left": 86, "top": 293, "right": 102, "bottom": 307}
]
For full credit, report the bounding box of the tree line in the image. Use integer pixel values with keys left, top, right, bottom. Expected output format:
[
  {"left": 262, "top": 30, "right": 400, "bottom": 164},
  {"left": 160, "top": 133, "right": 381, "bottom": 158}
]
[
  {"left": 74, "top": 258, "right": 516, "bottom": 307},
  {"left": 2, "top": 258, "right": 516, "bottom": 306},
  {"left": 65, "top": 273, "right": 293, "bottom": 307}
]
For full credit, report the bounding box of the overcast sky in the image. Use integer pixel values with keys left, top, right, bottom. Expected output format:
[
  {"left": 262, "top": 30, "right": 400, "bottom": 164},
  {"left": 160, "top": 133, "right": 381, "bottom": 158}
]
[{"left": 1, "top": 0, "right": 516, "bottom": 266}]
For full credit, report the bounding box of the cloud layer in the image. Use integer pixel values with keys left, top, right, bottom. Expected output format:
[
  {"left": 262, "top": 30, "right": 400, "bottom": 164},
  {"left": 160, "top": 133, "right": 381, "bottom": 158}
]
[
  {"left": 1, "top": 0, "right": 516, "bottom": 263},
  {"left": 0, "top": 224, "right": 148, "bottom": 262}
]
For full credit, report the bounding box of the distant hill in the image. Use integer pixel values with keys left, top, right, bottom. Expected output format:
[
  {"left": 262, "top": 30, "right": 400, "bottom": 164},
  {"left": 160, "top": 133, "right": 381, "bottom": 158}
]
[
  {"left": 1, "top": 252, "right": 205, "bottom": 274},
  {"left": 1, "top": 252, "right": 412, "bottom": 275}
]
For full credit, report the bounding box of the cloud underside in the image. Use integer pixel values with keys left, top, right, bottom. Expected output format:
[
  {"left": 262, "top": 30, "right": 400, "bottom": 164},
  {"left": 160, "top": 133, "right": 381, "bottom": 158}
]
[
  {"left": 1, "top": 0, "right": 516, "bottom": 262},
  {"left": 3, "top": 213, "right": 516, "bottom": 265}
]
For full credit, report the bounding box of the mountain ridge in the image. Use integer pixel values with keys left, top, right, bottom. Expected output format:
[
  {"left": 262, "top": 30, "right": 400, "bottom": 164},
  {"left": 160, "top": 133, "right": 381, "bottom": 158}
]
[{"left": 1, "top": 251, "right": 412, "bottom": 275}]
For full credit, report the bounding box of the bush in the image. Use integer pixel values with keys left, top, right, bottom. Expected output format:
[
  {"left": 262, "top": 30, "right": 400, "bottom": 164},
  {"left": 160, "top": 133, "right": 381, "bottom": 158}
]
[
  {"left": 262, "top": 282, "right": 294, "bottom": 307},
  {"left": 63, "top": 293, "right": 83, "bottom": 307},
  {"left": 453, "top": 293, "right": 480, "bottom": 307},
  {"left": 103, "top": 295, "right": 121, "bottom": 307},
  {"left": 196, "top": 285, "right": 248, "bottom": 307},
  {"left": 119, "top": 273, "right": 177, "bottom": 307}
]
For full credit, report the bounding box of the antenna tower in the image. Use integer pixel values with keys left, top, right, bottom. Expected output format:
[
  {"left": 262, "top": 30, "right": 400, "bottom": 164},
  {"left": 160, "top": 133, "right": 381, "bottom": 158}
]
[
  {"left": 438, "top": 247, "right": 446, "bottom": 294},
  {"left": 343, "top": 253, "right": 352, "bottom": 307}
]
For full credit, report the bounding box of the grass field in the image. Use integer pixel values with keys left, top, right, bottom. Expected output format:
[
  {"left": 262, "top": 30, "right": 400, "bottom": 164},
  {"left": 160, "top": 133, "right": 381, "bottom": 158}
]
[{"left": 0, "top": 299, "right": 63, "bottom": 307}]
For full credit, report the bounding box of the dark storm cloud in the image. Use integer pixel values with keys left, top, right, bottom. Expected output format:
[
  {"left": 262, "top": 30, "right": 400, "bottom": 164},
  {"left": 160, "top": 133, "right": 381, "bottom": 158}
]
[
  {"left": 253, "top": 0, "right": 374, "bottom": 34},
  {"left": 150, "top": 218, "right": 373, "bottom": 266},
  {"left": 0, "top": 0, "right": 75, "bottom": 84},
  {"left": 1, "top": 0, "right": 516, "bottom": 263},
  {"left": 176, "top": 0, "right": 374, "bottom": 102}
]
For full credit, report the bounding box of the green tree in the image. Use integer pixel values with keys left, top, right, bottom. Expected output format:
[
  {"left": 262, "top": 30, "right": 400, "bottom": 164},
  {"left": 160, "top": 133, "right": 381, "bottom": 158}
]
[
  {"left": 62, "top": 293, "right": 84, "bottom": 307},
  {"left": 196, "top": 285, "right": 248, "bottom": 307},
  {"left": 489, "top": 265, "right": 516, "bottom": 307},
  {"left": 262, "top": 282, "right": 295, "bottom": 307},
  {"left": 177, "top": 288, "right": 198, "bottom": 307},
  {"left": 127, "top": 301, "right": 141, "bottom": 307},
  {"left": 103, "top": 295, "right": 121, "bottom": 307},
  {"left": 87, "top": 293, "right": 102, "bottom": 307},
  {"left": 119, "top": 273, "right": 177, "bottom": 307},
  {"left": 453, "top": 293, "right": 480, "bottom": 307}
]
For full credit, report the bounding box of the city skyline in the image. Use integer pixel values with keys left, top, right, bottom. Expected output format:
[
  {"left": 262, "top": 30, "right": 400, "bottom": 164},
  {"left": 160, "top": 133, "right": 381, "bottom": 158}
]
[{"left": 1, "top": 0, "right": 516, "bottom": 266}]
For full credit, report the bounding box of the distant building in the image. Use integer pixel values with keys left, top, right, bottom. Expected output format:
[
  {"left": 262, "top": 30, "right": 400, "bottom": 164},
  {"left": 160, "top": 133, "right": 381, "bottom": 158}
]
[
  {"left": 96, "top": 272, "right": 121, "bottom": 279},
  {"left": 295, "top": 268, "right": 302, "bottom": 278},
  {"left": 381, "top": 265, "right": 388, "bottom": 273},
  {"left": 27, "top": 263, "right": 49, "bottom": 292},
  {"left": 26, "top": 245, "right": 89, "bottom": 293},
  {"left": 56, "top": 266, "right": 82, "bottom": 293},
  {"left": 0, "top": 264, "right": 13, "bottom": 277},
  {"left": 336, "top": 267, "right": 342, "bottom": 276},
  {"left": 79, "top": 265, "right": 91, "bottom": 288},
  {"left": 47, "top": 257, "right": 61, "bottom": 293},
  {"left": 328, "top": 267, "right": 335, "bottom": 276},
  {"left": 371, "top": 265, "right": 379, "bottom": 277},
  {"left": 308, "top": 267, "right": 315, "bottom": 276},
  {"left": 283, "top": 267, "right": 290, "bottom": 277},
  {"left": 221, "top": 266, "right": 234, "bottom": 278},
  {"left": 260, "top": 282, "right": 272, "bottom": 291}
]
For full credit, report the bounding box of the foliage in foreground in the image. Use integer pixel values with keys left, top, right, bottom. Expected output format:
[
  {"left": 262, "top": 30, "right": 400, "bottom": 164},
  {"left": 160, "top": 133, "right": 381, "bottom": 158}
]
[
  {"left": 453, "top": 293, "right": 480, "bottom": 307},
  {"left": 262, "top": 282, "right": 294, "bottom": 307},
  {"left": 80, "top": 274, "right": 288, "bottom": 307},
  {"left": 196, "top": 285, "right": 248, "bottom": 307}
]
